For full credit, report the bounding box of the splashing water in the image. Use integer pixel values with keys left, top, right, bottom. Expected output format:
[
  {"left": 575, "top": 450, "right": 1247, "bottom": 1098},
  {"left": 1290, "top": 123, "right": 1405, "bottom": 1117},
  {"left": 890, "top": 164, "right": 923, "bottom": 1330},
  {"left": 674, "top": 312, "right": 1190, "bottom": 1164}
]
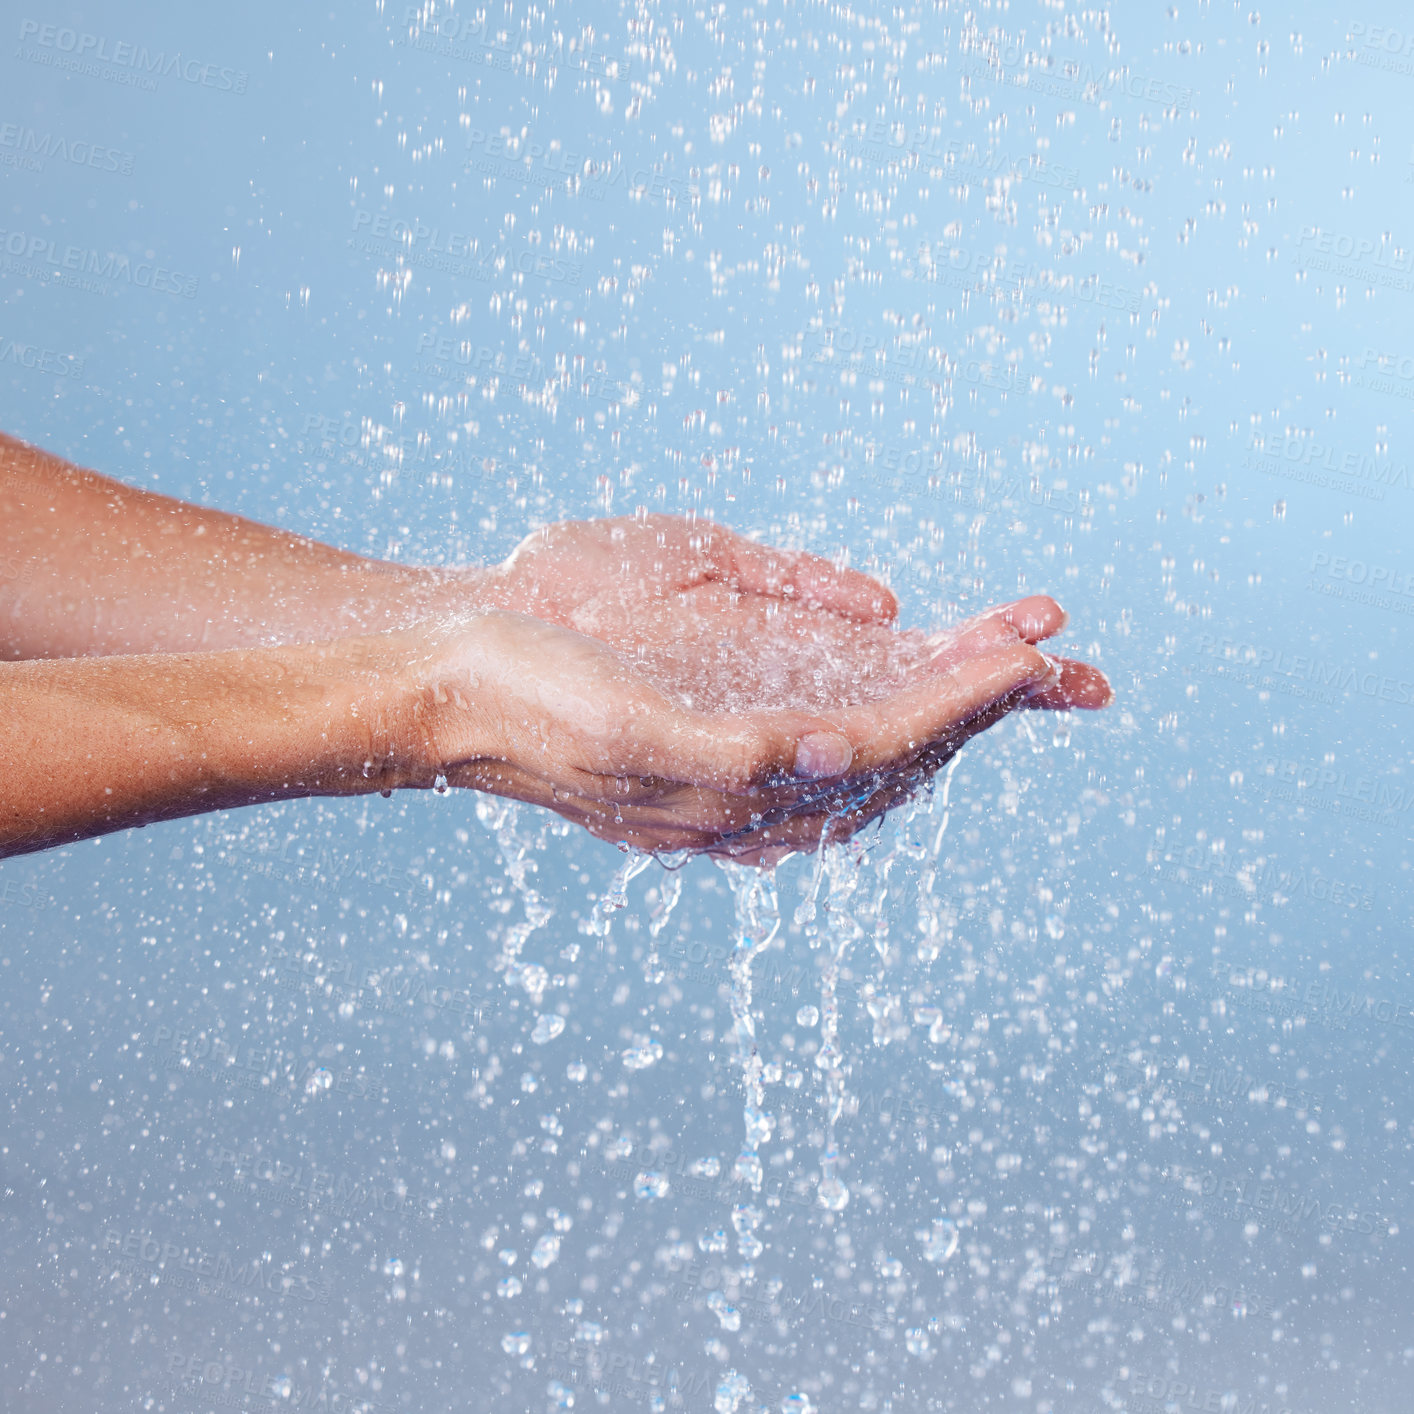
[
  {"left": 718, "top": 862, "right": 781, "bottom": 1238},
  {"left": 915, "top": 755, "right": 962, "bottom": 963},
  {"left": 475, "top": 799, "right": 555, "bottom": 1001},
  {"left": 583, "top": 850, "right": 655, "bottom": 952},
  {"left": 807, "top": 839, "right": 868, "bottom": 1211},
  {"left": 644, "top": 852, "right": 689, "bottom": 984},
  {"left": 714, "top": 1370, "right": 753, "bottom": 1412}
]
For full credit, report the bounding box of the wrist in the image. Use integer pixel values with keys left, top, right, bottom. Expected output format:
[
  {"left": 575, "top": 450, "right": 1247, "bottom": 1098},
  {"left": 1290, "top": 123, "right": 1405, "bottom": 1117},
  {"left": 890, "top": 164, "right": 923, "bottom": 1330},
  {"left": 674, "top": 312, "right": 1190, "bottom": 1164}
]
[
  {"left": 308, "top": 614, "right": 508, "bottom": 794},
  {"left": 353, "top": 560, "right": 506, "bottom": 625}
]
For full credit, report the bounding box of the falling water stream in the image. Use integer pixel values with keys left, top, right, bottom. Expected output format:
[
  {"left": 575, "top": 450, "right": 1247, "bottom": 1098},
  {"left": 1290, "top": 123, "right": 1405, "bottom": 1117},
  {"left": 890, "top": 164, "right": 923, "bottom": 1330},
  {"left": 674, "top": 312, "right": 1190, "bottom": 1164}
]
[{"left": 695, "top": 765, "right": 970, "bottom": 1412}]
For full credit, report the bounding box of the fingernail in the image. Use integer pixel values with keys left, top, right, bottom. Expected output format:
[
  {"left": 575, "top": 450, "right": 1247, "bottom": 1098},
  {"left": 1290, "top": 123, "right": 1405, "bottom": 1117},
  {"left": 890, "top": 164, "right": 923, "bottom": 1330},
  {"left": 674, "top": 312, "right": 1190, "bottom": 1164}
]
[
  {"left": 794, "top": 731, "right": 854, "bottom": 780},
  {"left": 1022, "top": 654, "right": 1062, "bottom": 693}
]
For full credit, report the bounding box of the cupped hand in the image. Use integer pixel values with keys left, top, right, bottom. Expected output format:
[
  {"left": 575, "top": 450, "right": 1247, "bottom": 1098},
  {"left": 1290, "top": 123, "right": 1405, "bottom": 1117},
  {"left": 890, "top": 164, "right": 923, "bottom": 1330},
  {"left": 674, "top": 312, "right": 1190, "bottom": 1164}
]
[
  {"left": 377, "top": 574, "right": 1108, "bottom": 862},
  {"left": 477, "top": 514, "right": 1108, "bottom": 715}
]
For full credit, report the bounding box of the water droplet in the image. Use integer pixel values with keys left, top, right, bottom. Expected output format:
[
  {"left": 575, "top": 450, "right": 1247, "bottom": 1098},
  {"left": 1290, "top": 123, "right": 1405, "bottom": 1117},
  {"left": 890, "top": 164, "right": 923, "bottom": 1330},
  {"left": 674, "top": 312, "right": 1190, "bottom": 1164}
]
[
  {"left": 817, "top": 1175, "right": 850, "bottom": 1211},
  {"left": 714, "top": 1370, "right": 751, "bottom": 1411},
  {"left": 919, "top": 1217, "right": 959, "bottom": 1265},
  {"left": 796, "top": 1005, "right": 819, "bottom": 1027},
  {"left": 707, "top": 1291, "right": 743, "bottom": 1332},
  {"left": 501, "top": 1331, "right": 531, "bottom": 1356},
  {"left": 699, "top": 1227, "right": 729, "bottom": 1253},
  {"left": 634, "top": 1170, "right": 670, "bottom": 1200},
  {"left": 531, "top": 1233, "right": 562, "bottom": 1269},
  {"left": 621, "top": 1038, "right": 663, "bottom": 1070},
  {"left": 531, "top": 1013, "right": 565, "bottom": 1045}
]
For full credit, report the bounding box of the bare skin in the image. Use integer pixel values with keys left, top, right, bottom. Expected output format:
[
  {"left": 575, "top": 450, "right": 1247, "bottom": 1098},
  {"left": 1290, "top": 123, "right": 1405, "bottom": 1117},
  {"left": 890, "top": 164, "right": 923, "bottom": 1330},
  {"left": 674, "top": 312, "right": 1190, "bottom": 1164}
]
[{"left": 0, "top": 430, "right": 1111, "bottom": 863}]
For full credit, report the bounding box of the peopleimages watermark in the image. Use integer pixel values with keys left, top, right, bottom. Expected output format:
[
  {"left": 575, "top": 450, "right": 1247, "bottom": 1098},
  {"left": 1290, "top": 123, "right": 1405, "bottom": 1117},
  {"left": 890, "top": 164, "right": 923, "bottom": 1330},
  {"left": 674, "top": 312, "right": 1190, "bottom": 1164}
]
[
  {"left": 0, "top": 333, "right": 86, "bottom": 379},
  {"left": 959, "top": 47, "right": 1192, "bottom": 112},
  {"left": 148, "top": 1023, "right": 391, "bottom": 1103},
  {"left": 1252, "top": 748, "right": 1414, "bottom": 829},
  {"left": 843, "top": 445, "right": 1095, "bottom": 520},
  {"left": 464, "top": 127, "right": 693, "bottom": 205},
  {"left": 294, "top": 415, "right": 441, "bottom": 471},
  {"left": 349, "top": 209, "right": 583, "bottom": 286},
  {"left": 413, "top": 329, "right": 541, "bottom": 383},
  {"left": 212, "top": 1144, "right": 465, "bottom": 1229},
  {"left": 1192, "top": 631, "right": 1413, "bottom": 708},
  {"left": 596, "top": 1134, "right": 838, "bottom": 1212},
  {"left": 165, "top": 1352, "right": 387, "bottom": 1413},
  {"left": 1119, "top": 1370, "right": 1294, "bottom": 1414},
  {"left": 1040, "top": 1238, "right": 1263, "bottom": 1319},
  {"left": 797, "top": 322, "right": 1023, "bottom": 394},
  {"left": 1349, "top": 347, "right": 1414, "bottom": 403},
  {"left": 1240, "top": 431, "right": 1408, "bottom": 501},
  {"left": 659, "top": 1252, "right": 889, "bottom": 1334},
  {"left": 1166, "top": 964, "right": 1414, "bottom": 1037},
  {"left": 0, "top": 228, "right": 198, "bottom": 300},
  {"left": 0, "top": 875, "right": 58, "bottom": 910},
  {"left": 0, "top": 121, "right": 135, "bottom": 176},
  {"left": 214, "top": 827, "right": 437, "bottom": 909},
  {"left": 1308, "top": 548, "right": 1414, "bottom": 610},
  {"left": 1157, "top": 1164, "right": 1384, "bottom": 1241},
  {"left": 1307, "top": 550, "right": 1414, "bottom": 610},
  {"left": 1349, "top": 22, "right": 1414, "bottom": 77},
  {"left": 1294, "top": 226, "right": 1414, "bottom": 293},
  {"left": 267, "top": 944, "right": 479, "bottom": 1024},
  {"left": 15, "top": 19, "right": 248, "bottom": 94},
  {"left": 902, "top": 242, "right": 1143, "bottom": 312},
  {"left": 399, "top": 9, "right": 631, "bottom": 84},
  {"left": 411, "top": 328, "right": 635, "bottom": 408},
  {"left": 1112, "top": 1054, "right": 1321, "bottom": 1116},
  {"left": 101, "top": 1227, "right": 330, "bottom": 1307},
  {"left": 546, "top": 1348, "right": 709, "bottom": 1403},
  {"left": 1155, "top": 842, "right": 1376, "bottom": 912},
  {"left": 289, "top": 414, "right": 487, "bottom": 490},
  {"left": 834, "top": 124, "right": 1081, "bottom": 190}
]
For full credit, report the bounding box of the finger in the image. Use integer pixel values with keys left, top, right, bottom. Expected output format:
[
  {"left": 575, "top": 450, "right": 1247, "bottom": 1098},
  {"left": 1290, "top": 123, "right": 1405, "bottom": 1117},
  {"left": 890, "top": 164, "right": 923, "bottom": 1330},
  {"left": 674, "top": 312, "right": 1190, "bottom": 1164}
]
[
  {"left": 927, "top": 594, "right": 1067, "bottom": 649},
  {"left": 715, "top": 529, "right": 899, "bottom": 624},
  {"left": 622, "top": 702, "right": 857, "bottom": 794},
  {"left": 1020, "top": 657, "right": 1113, "bottom": 710},
  {"left": 822, "top": 642, "right": 1053, "bottom": 773},
  {"left": 916, "top": 618, "right": 1023, "bottom": 676}
]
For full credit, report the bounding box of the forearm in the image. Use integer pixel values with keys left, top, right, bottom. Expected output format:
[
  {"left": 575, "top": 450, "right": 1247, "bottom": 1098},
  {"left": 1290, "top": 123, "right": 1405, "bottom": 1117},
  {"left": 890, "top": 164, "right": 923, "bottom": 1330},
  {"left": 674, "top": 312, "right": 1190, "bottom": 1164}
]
[
  {"left": 0, "top": 638, "right": 424, "bottom": 858},
  {"left": 0, "top": 430, "right": 491, "bottom": 659}
]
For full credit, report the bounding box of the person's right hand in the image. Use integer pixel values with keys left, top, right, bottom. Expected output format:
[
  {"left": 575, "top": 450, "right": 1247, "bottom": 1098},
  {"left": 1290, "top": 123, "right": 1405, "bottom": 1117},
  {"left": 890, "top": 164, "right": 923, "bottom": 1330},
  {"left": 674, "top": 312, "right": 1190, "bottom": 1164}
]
[{"left": 365, "top": 604, "right": 1092, "bottom": 864}]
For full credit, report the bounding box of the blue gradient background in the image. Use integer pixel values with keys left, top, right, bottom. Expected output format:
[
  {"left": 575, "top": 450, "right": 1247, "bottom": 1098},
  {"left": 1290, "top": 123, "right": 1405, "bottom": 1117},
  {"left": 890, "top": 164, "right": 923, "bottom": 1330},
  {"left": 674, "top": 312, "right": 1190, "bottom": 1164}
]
[{"left": 0, "top": 4, "right": 1410, "bottom": 1411}]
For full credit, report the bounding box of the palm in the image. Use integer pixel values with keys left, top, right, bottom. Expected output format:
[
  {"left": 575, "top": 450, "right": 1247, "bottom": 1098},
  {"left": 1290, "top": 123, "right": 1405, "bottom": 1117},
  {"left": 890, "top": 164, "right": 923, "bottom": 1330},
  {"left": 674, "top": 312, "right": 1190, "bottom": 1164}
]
[{"left": 484, "top": 514, "right": 1106, "bottom": 715}]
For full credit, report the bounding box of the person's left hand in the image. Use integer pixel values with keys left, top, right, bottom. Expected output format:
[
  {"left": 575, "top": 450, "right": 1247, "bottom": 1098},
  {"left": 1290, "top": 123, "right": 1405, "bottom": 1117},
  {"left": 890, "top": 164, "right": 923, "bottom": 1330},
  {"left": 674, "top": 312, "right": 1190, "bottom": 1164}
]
[{"left": 475, "top": 514, "right": 1109, "bottom": 715}]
